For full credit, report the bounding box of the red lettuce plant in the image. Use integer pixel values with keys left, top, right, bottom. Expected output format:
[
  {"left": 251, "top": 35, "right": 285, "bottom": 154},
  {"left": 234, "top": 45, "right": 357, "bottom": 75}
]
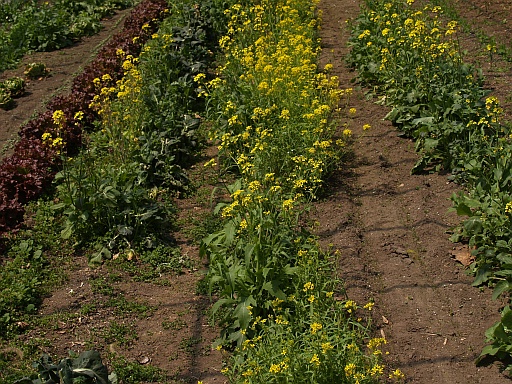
[{"left": 0, "top": 0, "right": 168, "bottom": 237}]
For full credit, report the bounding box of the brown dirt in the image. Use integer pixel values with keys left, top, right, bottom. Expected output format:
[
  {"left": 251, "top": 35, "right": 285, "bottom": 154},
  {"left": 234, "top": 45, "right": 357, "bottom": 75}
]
[
  {"left": 315, "top": 0, "right": 512, "bottom": 383},
  {"left": 3, "top": 0, "right": 512, "bottom": 383}
]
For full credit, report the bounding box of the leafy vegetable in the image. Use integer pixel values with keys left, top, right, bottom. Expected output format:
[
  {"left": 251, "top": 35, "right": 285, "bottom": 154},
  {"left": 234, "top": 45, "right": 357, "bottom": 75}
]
[{"left": 13, "top": 350, "right": 117, "bottom": 384}]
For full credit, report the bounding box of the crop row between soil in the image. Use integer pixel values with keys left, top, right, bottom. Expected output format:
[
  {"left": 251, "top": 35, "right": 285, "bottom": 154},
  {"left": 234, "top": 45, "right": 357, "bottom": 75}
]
[
  {"left": 2, "top": 0, "right": 512, "bottom": 382},
  {"left": 1, "top": 0, "right": 395, "bottom": 383},
  {"left": 348, "top": 0, "right": 512, "bottom": 372}
]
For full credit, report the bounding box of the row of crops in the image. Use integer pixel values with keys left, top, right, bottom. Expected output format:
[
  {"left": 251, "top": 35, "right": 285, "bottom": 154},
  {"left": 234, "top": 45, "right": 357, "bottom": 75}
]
[
  {"left": 1, "top": 0, "right": 400, "bottom": 382},
  {"left": 4, "top": 0, "right": 512, "bottom": 380},
  {"left": 348, "top": 0, "right": 512, "bottom": 369}
]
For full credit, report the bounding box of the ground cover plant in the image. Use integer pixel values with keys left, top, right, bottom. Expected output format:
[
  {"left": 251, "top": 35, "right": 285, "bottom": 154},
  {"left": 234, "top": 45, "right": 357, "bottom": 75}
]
[
  {"left": 347, "top": 0, "right": 512, "bottom": 371},
  {"left": 0, "top": 0, "right": 136, "bottom": 73}
]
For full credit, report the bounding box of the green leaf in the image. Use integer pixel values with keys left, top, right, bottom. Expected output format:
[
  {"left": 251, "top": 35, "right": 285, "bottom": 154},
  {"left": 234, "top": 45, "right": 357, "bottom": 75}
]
[
  {"left": 501, "top": 306, "right": 512, "bottom": 330},
  {"left": 464, "top": 217, "right": 483, "bottom": 234},
  {"left": 244, "top": 244, "right": 254, "bottom": 265},
  {"left": 211, "top": 298, "right": 236, "bottom": 315},
  {"left": 384, "top": 107, "right": 399, "bottom": 121},
  {"left": 234, "top": 297, "right": 254, "bottom": 330},
  {"left": 88, "top": 247, "right": 111, "bottom": 268},
  {"left": 455, "top": 203, "right": 472, "bottom": 217},
  {"left": 412, "top": 116, "right": 434, "bottom": 125},
  {"left": 51, "top": 202, "right": 67, "bottom": 210},
  {"left": 480, "top": 343, "right": 502, "bottom": 357},
  {"left": 492, "top": 280, "right": 510, "bottom": 300},
  {"left": 472, "top": 268, "right": 491, "bottom": 286},
  {"left": 61, "top": 223, "right": 74, "bottom": 240}
]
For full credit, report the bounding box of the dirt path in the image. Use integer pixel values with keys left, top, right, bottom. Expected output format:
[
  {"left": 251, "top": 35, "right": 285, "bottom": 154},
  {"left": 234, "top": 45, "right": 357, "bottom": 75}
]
[
  {"left": 316, "top": 0, "right": 511, "bottom": 382},
  {"left": 0, "top": 8, "right": 132, "bottom": 156}
]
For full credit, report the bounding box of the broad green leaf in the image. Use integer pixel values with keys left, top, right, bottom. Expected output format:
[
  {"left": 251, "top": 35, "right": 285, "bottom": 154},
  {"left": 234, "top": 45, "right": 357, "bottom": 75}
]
[
  {"left": 477, "top": 344, "right": 502, "bottom": 362},
  {"left": 455, "top": 203, "right": 472, "bottom": 217},
  {"left": 472, "top": 268, "right": 491, "bottom": 286},
  {"left": 464, "top": 217, "right": 483, "bottom": 234},
  {"left": 412, "top": 116, "right": 434, "bottom": 126},
  {"left": 492, "top": 280, "right": 510, "bottom": 300},
  {"left": 61, "top": 223, "right": 74, "bottom": 240},
  {"left": 501, "top": 306, "right": 512, "bottom": 330}
]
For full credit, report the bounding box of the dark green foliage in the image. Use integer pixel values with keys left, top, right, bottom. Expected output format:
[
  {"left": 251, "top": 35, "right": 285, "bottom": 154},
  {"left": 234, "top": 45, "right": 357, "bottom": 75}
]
[{"left": 13, "top": 350, "right": 116, "bottom": 384}]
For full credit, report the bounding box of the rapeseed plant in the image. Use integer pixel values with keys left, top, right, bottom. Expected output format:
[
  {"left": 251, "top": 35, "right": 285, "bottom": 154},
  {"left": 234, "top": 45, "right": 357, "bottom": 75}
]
[{"left": 201, "top": 0, "right": 387, "bottom": 382}]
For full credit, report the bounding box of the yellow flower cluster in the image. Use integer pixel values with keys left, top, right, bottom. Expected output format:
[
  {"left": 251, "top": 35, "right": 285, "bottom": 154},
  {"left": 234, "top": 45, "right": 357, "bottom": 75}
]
[
  {"left": 269, "top": 360, "right": 289, "bottom": 373},
  {"left": 42, "top": 109, "right": 67, "bottom": 153},
  {"left": 208, "top": 0, "right": 349, "bottom": 196},
  {"left": 41, "top": 132, "right": 64, "bottom": 152},
  {"left": 52, "top": 109, "right": 65, "bottom": 127},
  {"left": 358, "top": 1, "right": 462, "bottom": 74}
]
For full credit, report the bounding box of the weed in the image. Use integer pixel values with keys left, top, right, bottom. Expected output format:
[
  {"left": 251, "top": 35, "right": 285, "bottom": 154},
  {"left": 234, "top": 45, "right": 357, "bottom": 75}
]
[
  {"left": 90, "top": 277, "right": 115, "bottom": 297},
  {"left": 110, "top": 355, "right": 165, "bottom": 384},
  {"left": 162, "top": 318, "right": 187, "bottom": 331},
  {"left": 106, "top": 297, "right": 153, "bottom": 319},
  {"left": 179, "top": 336, "right": 202, "bottom": 355},
  {"left": 102, "top": 321, "right": 138, "bottom": 346}
]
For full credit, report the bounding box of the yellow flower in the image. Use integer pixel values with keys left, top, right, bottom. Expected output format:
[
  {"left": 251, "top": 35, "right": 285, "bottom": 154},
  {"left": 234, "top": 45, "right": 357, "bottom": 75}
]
[
  {"left": 280, "top": 109, "right": 290, "bottom": 119},
  {"left": 310, "top": 354, "right": 320, "bottom": 367},
  {"left": 52, "top": 110, "right": 65, "bottom": 126},
  {"left": 248, "top": 180, "right": 261, "bottom": 191},
  {"left": 282, "top": 199, "right": 294, "bottom": 210},
  {"left": 363, "top": 124, "right": 371, "bottom": 130},
  {"left": 74, "top": 111, "right": 84, "bottom": 121},
  {"left": 344, "top": 363, "right": 356, "bottom": 377},
  {"left": 370, "top": 364, "right": 384, "bottom": 376},
  {"left": 321, "top": 342, "right": 333, "bottom": 354},
  {"left": 363, "top": 301, "right": 374, "bottom": 310},
  {"left": 344, "top": 300, "right": 357, "bottom": 313},
  {"left": 269, "top": 362, "right": 286, "bottom": 373},
  {"left": 194, "top": 73, "right": 206, "bottom": 82},
  {"left": 310, "top": 322, "right": 322, "bottom": 334},
  {"left": 367, "top": 337, "right": 387, "bottom": 350},
  {"left": 349, "top": 107, "right": 356, "bottom": 116},
  {"left": 203, "top": 158, "right": 217, "bottom": 167},
  {"left": 303, "top": 282, "right": 314, "bottom": 291},
  {"left": 264, "top": 173, "right": 275, "bottom": 181},
  {"left": 389, "top": 369, "right": 405, "bottom": 380}
]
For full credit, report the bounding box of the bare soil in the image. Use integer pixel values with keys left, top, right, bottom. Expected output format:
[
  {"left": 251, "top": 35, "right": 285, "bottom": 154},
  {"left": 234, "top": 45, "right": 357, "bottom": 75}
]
[{"left": 2, "top": 0, "right": 512, "bottom": 383}]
